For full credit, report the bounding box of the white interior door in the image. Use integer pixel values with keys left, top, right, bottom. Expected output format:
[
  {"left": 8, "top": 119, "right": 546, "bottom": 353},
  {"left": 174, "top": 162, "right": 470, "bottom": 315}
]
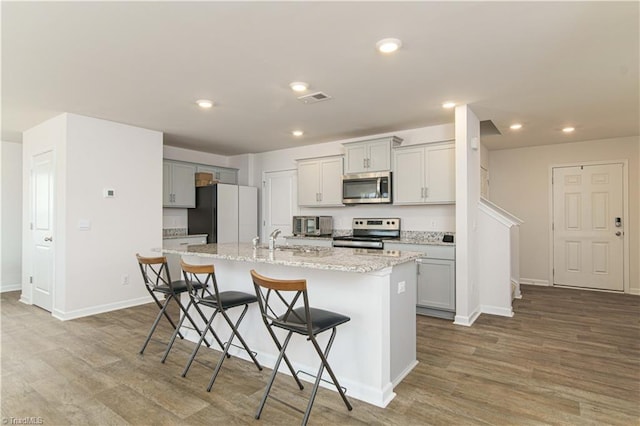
[
  {"left": 31, "top": 150, "right": 55, "bottom": 311},
  {"left": 553, "top": 164, "right": 624, "bottom": 291},
  {"left": 263, "top": 170, "right": 298, "bottom": 241}
]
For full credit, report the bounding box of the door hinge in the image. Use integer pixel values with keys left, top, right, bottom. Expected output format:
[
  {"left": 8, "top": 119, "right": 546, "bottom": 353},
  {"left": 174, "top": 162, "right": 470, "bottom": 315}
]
[
  {"left": 262, "top": 180, "right": 266, "bottom": 188},
  {"left": 552, "top": 222, "right": 554, "bottom": 231},
  {"left": 30, "top": 222, "right": 34, "bottom": 230},
  {"left": 29, "top": 276, "right": 33, "bottom": 284}
]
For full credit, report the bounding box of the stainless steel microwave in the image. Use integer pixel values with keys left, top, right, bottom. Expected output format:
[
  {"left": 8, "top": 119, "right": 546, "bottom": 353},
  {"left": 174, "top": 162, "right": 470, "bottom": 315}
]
[
  {"left": 292, "top": 216, "right": 333, "bottom": 236},
  {"left": 342, "top": 171, "right": 392, "bottom": 204}
]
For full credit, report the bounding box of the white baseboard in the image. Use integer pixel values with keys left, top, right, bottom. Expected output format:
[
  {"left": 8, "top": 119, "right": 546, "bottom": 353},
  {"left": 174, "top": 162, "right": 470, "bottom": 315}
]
[
  {"left": 454, "top": 307, "right": 481, "bottom": 327},
  {"left": 1, "top": 283, "right": 22, "bottom": 293},
  {"left": 481, "top": 304, "right": 514, "bottom": 317},
  {"left": 520, "top": 277, "right": 550, "bottom": 286},
  {"left": 627, "top": 288, "right": 640, "bottom": 296},
  {"left": 52, "top": 295, "right": 154, "bottom": 321}
]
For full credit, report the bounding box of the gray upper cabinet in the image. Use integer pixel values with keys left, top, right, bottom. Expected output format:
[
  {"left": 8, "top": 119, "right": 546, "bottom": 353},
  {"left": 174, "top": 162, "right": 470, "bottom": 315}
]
[
  {"left": 297, "top": 156, "right": 344, "bottom": 207},
  {"left": 196, "top": 165, "right": 238, "bottom": 184},
  {"left": 343, "top": 136, "right": 402, "bottom": 174},
  {"left": 393, "top": 141, "right": 455, "bottom": 205},
  {"left": 163, "top": 160, "right": 196, "bottom": 208}
]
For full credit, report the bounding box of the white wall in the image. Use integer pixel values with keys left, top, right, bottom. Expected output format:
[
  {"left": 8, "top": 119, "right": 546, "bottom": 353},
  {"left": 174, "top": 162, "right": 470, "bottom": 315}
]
[
  {"left": 1, "top": 141, "right": 23, "bottom": 292},
  {"left": 252, "top": 123, "right": 456, "bottom": 239},
  {"left": 489, "top": 135, "right": 639, "bottom": 294},
  {"left": 23, "top": 113, "right": 163, "bottom": 319}
]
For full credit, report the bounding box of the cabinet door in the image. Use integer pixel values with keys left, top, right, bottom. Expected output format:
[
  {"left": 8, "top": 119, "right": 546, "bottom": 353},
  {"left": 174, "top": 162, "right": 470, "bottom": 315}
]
[
  {"left": 393, "top": 147, "right": 425, "bottom": 204},
  {"left": 217, "top": 168, "right": 238, "bottom": 184},
  {"left": 297, "top": 160, "right": 321, "bottom": 206},
  {"left": 425, "top": 144, "right": 455, "bottom": 203},
  {"left": 171, "top": 162, "right": 196, "bottom": 207},
  {"left": 417, "top": 259, "right": 455, "bottom": 311},
  {"left": 344, "top": 142, "right": 368, "bottom": 174},
  {"left": 319, "top": 157, "right": 344, "bottom": 206},
  {"left": 366, "top": 139, "right": 391, "bottom": 171},
  {"left": 162, "top": 161, "right": 172, "bottom": 206}
]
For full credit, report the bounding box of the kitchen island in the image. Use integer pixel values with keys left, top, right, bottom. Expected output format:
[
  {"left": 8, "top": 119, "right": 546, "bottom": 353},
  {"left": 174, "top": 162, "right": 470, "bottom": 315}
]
[{"left": 162, "top": 242, "right": 420, "bottom": 407}]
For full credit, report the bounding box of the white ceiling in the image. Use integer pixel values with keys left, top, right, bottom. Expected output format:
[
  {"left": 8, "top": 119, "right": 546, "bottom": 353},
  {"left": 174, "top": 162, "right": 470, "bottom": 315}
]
[{"left": 2, "top": 2, "right": 638, "bottom": 156}]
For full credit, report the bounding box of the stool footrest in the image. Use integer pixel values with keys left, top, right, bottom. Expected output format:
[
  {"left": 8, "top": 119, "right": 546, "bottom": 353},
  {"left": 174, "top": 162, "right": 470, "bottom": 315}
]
[{"left": 295, "top": 369, "right": 347, "bottom": 395}]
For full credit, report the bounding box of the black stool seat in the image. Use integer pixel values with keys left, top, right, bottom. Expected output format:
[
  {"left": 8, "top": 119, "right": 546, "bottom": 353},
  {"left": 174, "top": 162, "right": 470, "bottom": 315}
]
[
  {"left": 275, "top": 307, "right": 350, "bottom": 335},
  {"left": 153, "top": 280, "right": 204, "bottom": 294},
  {"left": 199, "top": 291, "right": 258, "bottom": 310}
]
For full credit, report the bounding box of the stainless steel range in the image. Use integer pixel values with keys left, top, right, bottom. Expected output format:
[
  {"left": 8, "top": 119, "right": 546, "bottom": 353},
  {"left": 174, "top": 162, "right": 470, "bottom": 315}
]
[{"left": 332, "top": 218, "right": 401, "bottom": 249}]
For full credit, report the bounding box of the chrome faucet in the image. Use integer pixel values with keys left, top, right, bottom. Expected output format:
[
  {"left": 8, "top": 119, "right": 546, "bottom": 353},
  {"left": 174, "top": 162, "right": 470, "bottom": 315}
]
[
  {"left": 252, "top": 236, "right": 260, "bottom": 249},
  {"left": 268, "top": 229, "right": 281, "bottom": 251}
]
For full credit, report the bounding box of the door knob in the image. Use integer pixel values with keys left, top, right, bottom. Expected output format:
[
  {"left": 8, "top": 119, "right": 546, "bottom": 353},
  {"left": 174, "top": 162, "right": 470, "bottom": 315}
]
[
  {"left": 615, "top": 231, "right": 622, "bottom": 236},
  {"left": 44, "top": 236, "right": 53, "bottom": 242}
]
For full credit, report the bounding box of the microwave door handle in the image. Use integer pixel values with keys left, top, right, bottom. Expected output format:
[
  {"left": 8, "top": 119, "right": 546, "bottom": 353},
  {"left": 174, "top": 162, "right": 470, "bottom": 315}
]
[{"left": 376, "top": 177, "right": 382, "bottom": 197}]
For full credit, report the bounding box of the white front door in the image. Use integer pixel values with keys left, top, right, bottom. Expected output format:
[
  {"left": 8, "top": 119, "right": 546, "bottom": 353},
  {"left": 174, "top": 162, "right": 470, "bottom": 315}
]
[
  {"left": 263, "top": 170, "right": 298, "bottom": 241},
  {"left": 553, "top": 163, "right": 624, "bottom": 291},
  {"left": 31, "top": 150, "right": 55, "bottom": 311}
]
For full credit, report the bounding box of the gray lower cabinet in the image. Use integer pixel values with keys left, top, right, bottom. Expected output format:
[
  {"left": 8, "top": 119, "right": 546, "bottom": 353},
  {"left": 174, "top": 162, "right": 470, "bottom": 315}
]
[
  {"left": 417, "top": 257, "right": 455, "bottom": 319},
  {"left": 385, "top": 243, "right": 456, "bottom": 320}
]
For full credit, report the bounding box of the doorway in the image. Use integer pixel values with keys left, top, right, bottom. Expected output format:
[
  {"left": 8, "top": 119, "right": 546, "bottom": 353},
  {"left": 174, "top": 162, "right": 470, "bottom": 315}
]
[
  {"left": 262, "top": 169, "right": 298, "bottom": 241},
  {"left": 31, "top": 150, "right": 55, "bottom": 311},
  {"left": 552, "top": 162, "right": 626, "bottom": 291}
]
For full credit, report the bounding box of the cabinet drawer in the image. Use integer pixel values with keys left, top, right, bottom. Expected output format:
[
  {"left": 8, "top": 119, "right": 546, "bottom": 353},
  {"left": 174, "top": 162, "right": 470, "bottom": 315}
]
[
  {"left": 162, "top": 236, "right": 207, "bottom": 249},
  {"left": 384, "top": 243, "right": 454, "bottom": 260}
]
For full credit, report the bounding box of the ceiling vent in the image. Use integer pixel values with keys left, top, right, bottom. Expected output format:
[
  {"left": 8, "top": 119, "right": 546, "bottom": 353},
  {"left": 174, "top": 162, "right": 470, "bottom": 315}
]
[{"left": 297, "top": 91, "right": 332, "bottom": 104}]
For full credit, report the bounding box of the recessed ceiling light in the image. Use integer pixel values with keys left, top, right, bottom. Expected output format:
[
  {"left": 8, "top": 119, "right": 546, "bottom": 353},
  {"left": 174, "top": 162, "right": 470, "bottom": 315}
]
[
  {"left": 289, "top": 82, "right": 309, "bottom": 92},
  {"left": 510, "top": 123, "right": 523, "bottom": 130},
  {"left": 376, "top": 38, "right": 402, "bottom": 53},
  {"left": 562, "top": 127, "right": 575, "bottom": 133},
  {"left": 442, "top": 102, "right": 456, "bottom": 109},
  {"left": 292, "top": 130, "right": 304, "bottom": 137},
  {"left": 196, "top": 99, "right": 213, "bottom": 108}
]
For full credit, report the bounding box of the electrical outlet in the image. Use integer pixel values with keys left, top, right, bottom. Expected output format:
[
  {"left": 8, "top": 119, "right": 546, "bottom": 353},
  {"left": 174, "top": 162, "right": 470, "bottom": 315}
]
[
  {"left": 121, "top": 274, "right": 129, "bottom": 286},
  {"left": 430, "top": 220, "right": 437, "bottom": 228},
  {"left": 397, "top": 281, "right": 406, "bottom": 294}
]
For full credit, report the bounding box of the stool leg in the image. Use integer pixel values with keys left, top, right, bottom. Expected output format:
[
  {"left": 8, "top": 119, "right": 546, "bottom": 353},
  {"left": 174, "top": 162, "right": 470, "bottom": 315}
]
[
  {"left": 140, "top": 294, "right": 176, "bottom": 355},
  {"left": 264, "top": 326, "right": 304, "bottom": 390},
  {"left": 160, "top": 302, "right": 189, "bottom": 363},
  {"left": 206, "top": 305, "right": 262, "bottom": 392},
  {"left": 256, "top": 331, "right": 294, "bottom": 420},
  {"left": 309, "top": 328, "right": 352, "bottom": 413},
  {"left": 175, "top": 295, "right": 212, "bottom": 348},
  {"left": 182, "top": 308, "right": 220, "bottom": 377},
  {"left": 222, "top": 305, "right": 262, "bottom": 371}
]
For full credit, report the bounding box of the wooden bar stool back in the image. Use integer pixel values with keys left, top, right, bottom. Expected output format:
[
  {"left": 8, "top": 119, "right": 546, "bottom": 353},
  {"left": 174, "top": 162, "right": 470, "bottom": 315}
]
[{"left": 250, "top": 269, "right": 352, "bottom": 426}]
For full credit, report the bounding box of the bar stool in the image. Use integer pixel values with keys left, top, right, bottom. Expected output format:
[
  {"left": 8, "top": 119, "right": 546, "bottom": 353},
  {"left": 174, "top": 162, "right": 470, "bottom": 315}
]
[
  {"left": 135, "top": 253, "right": 209, "bottom": 356},
  {"left": 179, "top": 260, "right": 263, "bottom": 391},
  {"left": 250, "top": 269, "right": 353, "bottom": 426}
]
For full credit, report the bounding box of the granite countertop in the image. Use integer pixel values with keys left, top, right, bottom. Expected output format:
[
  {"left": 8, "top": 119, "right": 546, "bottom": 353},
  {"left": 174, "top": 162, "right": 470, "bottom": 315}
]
[
  {"left": 162, "top": 242, "right": 422, "bottom": 273},
  {"left": 162, "top": 234, "right": 208, "bottom": 240},
  {"left": 383, "top": 238, "right": 455, "bottom": 247}
]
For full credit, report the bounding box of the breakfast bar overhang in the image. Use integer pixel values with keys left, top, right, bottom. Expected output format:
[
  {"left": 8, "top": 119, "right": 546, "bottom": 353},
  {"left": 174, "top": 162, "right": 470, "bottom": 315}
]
[{"left": 162, "top": 243, "right": 420, "bottom": 407}]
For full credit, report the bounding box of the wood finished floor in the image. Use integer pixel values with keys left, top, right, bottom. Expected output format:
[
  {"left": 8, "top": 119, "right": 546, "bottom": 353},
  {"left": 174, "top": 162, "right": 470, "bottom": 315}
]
[{"left": 1, "top": 285, "right": 639, "bottom": 425}]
